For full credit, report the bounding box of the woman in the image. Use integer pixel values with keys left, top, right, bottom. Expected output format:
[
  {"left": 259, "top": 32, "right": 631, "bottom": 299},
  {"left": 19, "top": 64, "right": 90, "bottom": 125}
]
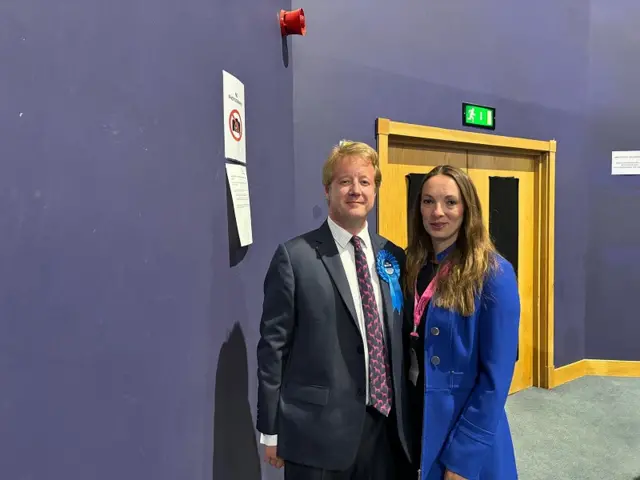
[{"left": 405, "top": 165, "right": 520, "bottom": 480}]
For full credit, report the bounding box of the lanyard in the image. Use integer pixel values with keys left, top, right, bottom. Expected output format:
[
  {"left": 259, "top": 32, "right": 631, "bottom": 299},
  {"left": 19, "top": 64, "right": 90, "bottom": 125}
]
[{"left": 411, "top": 263, "right": 449, "bottom": 338}]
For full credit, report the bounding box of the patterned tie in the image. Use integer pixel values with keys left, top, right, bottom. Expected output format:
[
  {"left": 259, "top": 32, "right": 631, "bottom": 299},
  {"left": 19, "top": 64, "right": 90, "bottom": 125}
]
[{"left": 351, "top": 236, "right": 393, "bottom": 416}]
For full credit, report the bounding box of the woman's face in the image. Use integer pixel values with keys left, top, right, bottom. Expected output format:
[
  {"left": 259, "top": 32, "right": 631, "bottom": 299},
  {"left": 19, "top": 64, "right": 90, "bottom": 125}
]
[{"left": 420, "top": 174, "right": 465, "bottom": 251}]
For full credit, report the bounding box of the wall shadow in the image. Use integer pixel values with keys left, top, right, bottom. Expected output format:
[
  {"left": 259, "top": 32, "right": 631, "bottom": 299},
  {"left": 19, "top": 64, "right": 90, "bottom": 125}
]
[
  {"left": 212, "top": 323, "right": 261, "bottom": 480},
  {"left": 281, "top": 36, "right": 289, "bottom": 68}
]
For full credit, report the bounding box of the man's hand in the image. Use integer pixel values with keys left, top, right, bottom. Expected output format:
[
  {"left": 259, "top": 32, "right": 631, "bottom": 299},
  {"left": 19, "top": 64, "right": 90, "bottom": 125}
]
[
  {"left": 264, "top": 445, "right": 284, "bottom": 469},
  {"left": 444, "top": 469, "right": 467, "bottom": 480}
]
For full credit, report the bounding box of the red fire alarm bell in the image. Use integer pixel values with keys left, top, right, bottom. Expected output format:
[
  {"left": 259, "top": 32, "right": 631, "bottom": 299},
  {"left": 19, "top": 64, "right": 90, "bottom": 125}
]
[{"left": 280, "top": 8, "right": 306, "bottom": 36}]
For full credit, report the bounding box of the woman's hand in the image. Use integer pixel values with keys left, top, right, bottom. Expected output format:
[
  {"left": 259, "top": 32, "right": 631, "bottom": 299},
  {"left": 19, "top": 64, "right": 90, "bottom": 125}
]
[{"left": 444, "top": 469, "right": 467, "bottom": 480}]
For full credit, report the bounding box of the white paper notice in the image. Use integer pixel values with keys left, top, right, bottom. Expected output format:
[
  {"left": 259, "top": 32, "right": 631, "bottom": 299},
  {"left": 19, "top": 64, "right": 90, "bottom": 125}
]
[
  {"left": 225, "top": 163, "right": 253, "bottom": 246},
  {"left": 612, "top": 151, "right": 640, "bottom": 175},
  {"left": 223, "top": 70, "right": 246, "bottom": 164}
]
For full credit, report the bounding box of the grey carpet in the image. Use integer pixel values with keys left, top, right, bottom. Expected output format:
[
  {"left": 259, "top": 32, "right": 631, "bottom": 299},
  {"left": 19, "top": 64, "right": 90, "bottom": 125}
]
[{"left": 506, "top": 376, "right": 640, "bottom": 480}]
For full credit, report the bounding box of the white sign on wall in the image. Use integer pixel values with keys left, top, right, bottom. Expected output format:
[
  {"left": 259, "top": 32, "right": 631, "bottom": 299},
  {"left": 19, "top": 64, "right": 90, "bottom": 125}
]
[
  {"left": 612, "top": 151, "right": 640, "bottom": 175},
  {"left": 225, "top": 163, "right": 253, "bottom": 246},
  {"left": 223, "top": 70, "right": 246, "bottom": 164}
]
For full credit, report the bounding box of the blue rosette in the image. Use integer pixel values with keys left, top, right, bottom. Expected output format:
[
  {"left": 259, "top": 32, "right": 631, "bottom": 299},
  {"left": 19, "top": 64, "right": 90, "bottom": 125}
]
[{"left": 376, "top": 250, "right": 403, "bottom": 313}]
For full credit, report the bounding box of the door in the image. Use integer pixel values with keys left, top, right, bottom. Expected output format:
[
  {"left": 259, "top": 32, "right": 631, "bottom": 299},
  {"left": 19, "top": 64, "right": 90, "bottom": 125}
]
[
  {"left": 382, "top": 141, "right": 536, "bottom": 395},
  {"left": 466, "top": 151, "right": 536, "bottom": 395}
]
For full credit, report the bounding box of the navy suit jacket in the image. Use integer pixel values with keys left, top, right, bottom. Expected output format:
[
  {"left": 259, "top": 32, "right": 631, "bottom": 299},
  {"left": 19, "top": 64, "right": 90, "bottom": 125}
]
[{"left": 256, "top": 221, "right": 410, "bottom": 470}]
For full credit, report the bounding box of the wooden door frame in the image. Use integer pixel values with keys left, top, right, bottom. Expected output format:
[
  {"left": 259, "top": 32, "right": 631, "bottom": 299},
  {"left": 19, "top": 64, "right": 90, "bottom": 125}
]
[{"left": 375, "top": 118, "right": 556, "bottom": 389}]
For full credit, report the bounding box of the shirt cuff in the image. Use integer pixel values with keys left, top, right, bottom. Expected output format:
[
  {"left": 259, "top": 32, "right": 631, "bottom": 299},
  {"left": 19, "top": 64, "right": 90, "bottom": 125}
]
[{"left": 260, "top": 433, "right": 278, "bottom": 446}]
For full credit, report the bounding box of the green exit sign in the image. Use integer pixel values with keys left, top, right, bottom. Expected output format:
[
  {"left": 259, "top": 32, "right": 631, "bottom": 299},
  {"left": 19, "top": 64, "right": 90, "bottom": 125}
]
[{"left": 462, "top": 103, "right": 495, "bottom": 130}]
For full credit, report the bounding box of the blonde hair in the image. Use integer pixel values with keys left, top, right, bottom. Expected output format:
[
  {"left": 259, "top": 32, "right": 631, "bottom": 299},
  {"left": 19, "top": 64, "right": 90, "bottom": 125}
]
[
  {"left": 322, "top": 140, "right": 382, "bottom": 188},
  {"left": 405, "top": 165, "right": 498, "bottom": 316}
]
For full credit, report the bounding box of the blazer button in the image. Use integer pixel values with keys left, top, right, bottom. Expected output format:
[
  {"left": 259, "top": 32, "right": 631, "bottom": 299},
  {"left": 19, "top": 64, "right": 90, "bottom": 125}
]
[
  {"left": 431, "top": 356, "right": 441, "bottom": 366},
  {"left": 357, "top": 345, "right": 364, "bottom": 354},
  {"left": 430, "top": 327, "right": 440, "bottom": 336},
  {"left": 357, "top": 388, "right": 365, "bottom": 397}
]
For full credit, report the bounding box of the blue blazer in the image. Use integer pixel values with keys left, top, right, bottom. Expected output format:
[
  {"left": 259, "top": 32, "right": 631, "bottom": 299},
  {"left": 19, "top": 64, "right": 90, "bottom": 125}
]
[{"left": 415, "top": 250, "right": 520, "bottom": 480}]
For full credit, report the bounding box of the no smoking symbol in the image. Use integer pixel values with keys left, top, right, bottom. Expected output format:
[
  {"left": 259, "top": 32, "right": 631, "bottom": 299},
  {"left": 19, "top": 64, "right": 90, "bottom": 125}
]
[{"left": 229, "top": 109, "right": 242, "bottom": 141}]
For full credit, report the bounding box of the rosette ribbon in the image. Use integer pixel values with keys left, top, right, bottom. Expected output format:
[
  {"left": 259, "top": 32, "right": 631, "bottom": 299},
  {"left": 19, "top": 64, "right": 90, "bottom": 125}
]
[{"left": 376, "top": 249, "right": 403, "bottom": 313}]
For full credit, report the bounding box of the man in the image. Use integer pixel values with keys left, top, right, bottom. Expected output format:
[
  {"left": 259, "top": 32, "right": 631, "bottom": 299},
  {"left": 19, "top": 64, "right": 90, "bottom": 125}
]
[{"left": 256, "top": 140, "right": 411, "bottom": 479}]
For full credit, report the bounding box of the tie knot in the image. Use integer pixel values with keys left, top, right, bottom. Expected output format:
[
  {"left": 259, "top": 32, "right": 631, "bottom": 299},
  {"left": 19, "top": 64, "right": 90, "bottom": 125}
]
[{"left": 351, "top": 236, "right": 362, "bottom": 249}]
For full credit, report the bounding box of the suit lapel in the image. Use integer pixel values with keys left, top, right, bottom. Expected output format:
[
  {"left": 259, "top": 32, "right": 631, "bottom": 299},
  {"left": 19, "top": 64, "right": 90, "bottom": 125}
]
[
  {"left": 314, "top": 222, "right": 359, "bottom": 325},
  {"left": 370, "top": 233, "right": 396, "bottom": 337},
  {"left": 314, "top": 222, "right": 400, "bottom": 337}
]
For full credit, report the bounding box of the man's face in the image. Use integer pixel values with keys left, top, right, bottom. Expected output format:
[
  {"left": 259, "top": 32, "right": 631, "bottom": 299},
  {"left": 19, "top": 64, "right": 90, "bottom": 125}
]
[{"left": 325, "top": 155, "right": 376, "bottom": 229}]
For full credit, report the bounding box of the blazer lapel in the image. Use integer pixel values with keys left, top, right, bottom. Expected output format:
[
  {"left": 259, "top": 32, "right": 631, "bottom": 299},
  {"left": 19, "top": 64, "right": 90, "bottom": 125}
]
[{"left": 314, "top": 222, "right": 359, "bottom": 325}]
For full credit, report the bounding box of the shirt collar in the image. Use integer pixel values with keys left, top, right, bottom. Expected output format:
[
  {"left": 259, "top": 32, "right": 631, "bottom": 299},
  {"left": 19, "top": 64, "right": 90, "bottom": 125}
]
[{"left": 327, "top": 216, "right": 371, "bottom": 250}]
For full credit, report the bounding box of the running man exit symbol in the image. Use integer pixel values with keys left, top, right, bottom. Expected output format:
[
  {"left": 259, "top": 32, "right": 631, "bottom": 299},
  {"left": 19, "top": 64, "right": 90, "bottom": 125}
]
[
  {"left": 467, "top": 108, "right": 475, "bottom": 123},
  {"left": 463, "top": 103, "right": 496, "bottom": 130}
]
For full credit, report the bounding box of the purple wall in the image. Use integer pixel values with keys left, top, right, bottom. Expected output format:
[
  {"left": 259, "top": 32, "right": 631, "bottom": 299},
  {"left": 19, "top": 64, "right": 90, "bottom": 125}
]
[
  {"left": 292, "top": 0, "right": 592, "bottom": 366},
  {"left": 292, "top": 0, "right": 640, "bottom": 365},
  {"left": 585, "top": 1, "right": 640, "bottom": 361},
  {"left": 1, "top": 0, "right": 639, "bottom": 478},
  {"left": 0, "top": 0, "right": 291, "bottom": 479}
]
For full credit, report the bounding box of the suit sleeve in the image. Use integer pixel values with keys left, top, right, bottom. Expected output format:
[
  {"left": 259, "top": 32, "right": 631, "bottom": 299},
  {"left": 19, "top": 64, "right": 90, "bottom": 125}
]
[
  {"left": 256, "top": 243, "right": 296, "bottom": 437},
  {"left": 439, "top": 261, "right": 520, "bottom": 479}
]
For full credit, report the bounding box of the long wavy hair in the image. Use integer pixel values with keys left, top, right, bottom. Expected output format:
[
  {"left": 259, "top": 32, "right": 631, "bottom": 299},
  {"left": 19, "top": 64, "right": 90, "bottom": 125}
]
[{"left": 405, "top": 165, "right": 498, "bottom": 316}]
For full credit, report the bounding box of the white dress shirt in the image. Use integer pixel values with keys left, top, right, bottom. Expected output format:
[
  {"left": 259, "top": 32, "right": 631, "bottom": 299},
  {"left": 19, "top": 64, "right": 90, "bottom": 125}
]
[{"left": 260, "top": 217, "right": 385, "bottom": 447}]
